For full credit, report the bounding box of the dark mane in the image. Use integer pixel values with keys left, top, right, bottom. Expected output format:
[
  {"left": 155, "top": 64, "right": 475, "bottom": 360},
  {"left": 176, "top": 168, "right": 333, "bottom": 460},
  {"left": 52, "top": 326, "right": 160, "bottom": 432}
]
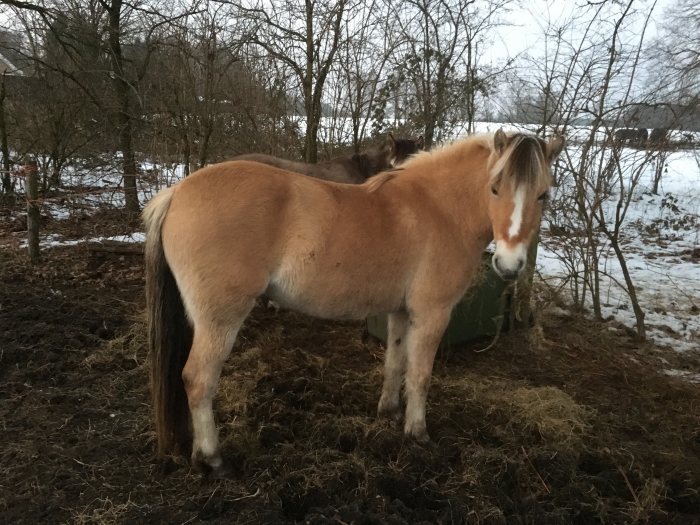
[
  {"left": 351, "top": 153, "right": 373, "bottom": 179},
  {"left": 393, "top": 138, "right": 422, "bottom": 162}
]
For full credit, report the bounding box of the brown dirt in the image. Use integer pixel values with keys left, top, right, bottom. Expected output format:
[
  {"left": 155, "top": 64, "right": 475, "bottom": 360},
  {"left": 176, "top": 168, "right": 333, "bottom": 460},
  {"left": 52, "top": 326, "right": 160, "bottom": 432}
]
[{"left": 2, "top": 214, "right": 700, "bottom": 524}]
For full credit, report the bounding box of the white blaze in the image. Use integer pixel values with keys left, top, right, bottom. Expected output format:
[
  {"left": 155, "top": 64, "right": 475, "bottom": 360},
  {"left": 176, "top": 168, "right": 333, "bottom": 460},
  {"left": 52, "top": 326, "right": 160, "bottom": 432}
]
[{"left": 508, "top": 186, "right": 526, "bottom": 239}]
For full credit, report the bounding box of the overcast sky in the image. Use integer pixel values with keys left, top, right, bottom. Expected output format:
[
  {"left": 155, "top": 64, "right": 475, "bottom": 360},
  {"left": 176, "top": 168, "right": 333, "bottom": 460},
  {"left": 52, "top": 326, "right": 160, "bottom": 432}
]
[{"left": 485, "top": 0, "right": 674, "bottom": 65}]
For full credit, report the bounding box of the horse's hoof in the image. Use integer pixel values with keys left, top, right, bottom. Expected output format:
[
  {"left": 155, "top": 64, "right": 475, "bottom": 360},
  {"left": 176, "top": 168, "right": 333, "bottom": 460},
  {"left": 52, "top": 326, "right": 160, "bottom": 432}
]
[
  {"left": 207, "top": 462, "right": 233, "bottom": 480},
  {"left": 377, "top": 400, "right": 402, "bottom": 423},
  {"left": 192, "top": 452, "right": 230, "bottom": 479},
  {"left": 405, "top": 423, "right": 431, "bottom": 445}
]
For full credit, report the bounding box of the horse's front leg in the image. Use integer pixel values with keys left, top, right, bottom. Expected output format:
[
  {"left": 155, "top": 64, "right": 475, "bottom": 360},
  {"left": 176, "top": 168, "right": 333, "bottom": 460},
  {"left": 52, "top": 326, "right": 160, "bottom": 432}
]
[
  {"left": 378, "top": 311, "right": 409, "bottom": 422},
  {"left": 403, "top": 308, "right": 452, "bottom": 443}
]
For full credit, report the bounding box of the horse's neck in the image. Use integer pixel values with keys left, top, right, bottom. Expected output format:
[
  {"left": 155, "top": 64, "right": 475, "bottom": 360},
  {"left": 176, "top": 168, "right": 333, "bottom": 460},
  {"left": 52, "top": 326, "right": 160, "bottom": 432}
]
[
  {"left": 399, "top": 158, "right": 493, "bottom": 245},
  {"left": 350, "top": 154, "right": 373, "bottom": 179}
]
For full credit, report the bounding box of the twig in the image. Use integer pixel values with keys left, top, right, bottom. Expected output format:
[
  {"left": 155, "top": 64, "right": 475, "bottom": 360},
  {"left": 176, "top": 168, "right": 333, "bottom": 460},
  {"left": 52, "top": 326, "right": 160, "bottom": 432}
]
[
  {"left": 666, "top": 273, "right": 698, "bottom": 309},
  {"left": 232, "top": 488, "right": 261, "bottom": 501},
  {"left": 86, "top": 241, "right": 144, "bottom": 255},
  {"left": 617, "top": 465, "right": 641, "bottom": 507},
  {"left": 521, "top": 446, "right": 551, "bottom": 494}
]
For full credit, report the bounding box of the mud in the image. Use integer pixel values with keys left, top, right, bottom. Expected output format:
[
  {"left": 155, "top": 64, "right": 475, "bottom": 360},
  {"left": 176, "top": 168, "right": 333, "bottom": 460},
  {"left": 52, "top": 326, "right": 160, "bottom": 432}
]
[{"left": 1, "top": 220, "right": 699, "bottom": 524}]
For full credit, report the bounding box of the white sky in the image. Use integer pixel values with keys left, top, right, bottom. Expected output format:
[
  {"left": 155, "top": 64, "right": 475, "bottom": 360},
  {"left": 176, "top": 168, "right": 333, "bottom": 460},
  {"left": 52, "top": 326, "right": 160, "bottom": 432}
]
[{"left": 485, "top": 0, "right": 675, "bottom": 65}]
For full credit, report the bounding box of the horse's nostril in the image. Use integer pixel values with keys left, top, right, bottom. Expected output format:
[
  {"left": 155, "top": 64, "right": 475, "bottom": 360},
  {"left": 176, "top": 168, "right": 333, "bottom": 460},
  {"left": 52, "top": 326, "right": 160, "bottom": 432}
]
[{"left": 517, "top": 259, "right": 525, "bottom": 271}]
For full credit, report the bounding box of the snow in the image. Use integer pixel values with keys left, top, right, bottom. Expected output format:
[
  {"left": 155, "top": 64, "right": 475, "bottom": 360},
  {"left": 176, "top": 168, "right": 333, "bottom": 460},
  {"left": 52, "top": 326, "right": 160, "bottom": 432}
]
[
  {"left": 11, "top": 123, "right": 700, "bottom": 365},
  {"left": 20, "top": 232, "right": 146, "bottom": 249},
  {"left": 537, "top": 146, "right": 700, "bottom": 354}
]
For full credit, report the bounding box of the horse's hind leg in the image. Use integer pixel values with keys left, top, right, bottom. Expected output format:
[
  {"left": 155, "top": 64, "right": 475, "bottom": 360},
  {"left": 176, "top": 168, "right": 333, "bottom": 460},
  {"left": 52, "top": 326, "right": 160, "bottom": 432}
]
[
  {"left": 183, "top": 307, "right": 252, "bottom": 477},
  {"left": 378, "top": 311, "right": 409, "bottom": 422},
  {"left": 403, "top": 309, "right": 451, "bottom": 443}
]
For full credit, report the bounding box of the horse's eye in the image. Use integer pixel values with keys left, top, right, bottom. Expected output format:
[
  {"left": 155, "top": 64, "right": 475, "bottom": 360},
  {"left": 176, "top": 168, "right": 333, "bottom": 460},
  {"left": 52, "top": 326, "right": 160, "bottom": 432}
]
[
  {"left": 491, "top": 186, "right": 499, "bottom": 196},
  {"left": 537, "top": 192, "right": 548, "bottom": 201}
]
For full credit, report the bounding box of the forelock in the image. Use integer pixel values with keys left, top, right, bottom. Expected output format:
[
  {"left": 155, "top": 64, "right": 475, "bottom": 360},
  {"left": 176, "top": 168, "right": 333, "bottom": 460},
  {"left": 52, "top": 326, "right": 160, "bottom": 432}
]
[{"left": 491, "top": 133, "right": 549, "bottom": 191}]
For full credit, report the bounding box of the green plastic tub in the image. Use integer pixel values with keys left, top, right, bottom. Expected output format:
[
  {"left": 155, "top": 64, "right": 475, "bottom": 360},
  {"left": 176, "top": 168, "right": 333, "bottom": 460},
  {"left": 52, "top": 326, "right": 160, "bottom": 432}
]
[{"left": 365, "top": 251, "right": 511, "bottom": 348}]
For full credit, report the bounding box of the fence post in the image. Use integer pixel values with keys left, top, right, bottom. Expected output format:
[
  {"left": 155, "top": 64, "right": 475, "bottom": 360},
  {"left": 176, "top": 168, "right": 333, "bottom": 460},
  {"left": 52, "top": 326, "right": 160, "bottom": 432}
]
[{"left": 25, "top": 159, "right": 40, "bottom": 263}]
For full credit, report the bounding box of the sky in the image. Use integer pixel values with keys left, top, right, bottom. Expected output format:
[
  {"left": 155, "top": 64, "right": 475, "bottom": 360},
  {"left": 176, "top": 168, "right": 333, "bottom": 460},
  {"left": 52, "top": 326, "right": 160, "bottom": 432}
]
[{"left": 485, "top": 0, "right": 675, "bottom": 65}]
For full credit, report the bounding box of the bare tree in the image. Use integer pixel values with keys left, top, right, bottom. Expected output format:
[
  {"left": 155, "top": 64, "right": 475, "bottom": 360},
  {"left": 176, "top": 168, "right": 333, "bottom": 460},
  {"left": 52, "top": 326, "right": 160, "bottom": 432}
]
[
  {"left": 515, "top": 0, "right": 661, "bottom": 338},
  {"left": 238, "top": 0, "right": 352, "bottom": 163},
  {"left": 2, "top": 0, "right": 195, "bottom": 211},
  {"left": 379, "top": 0, "right": 512, "bottom": 146}
]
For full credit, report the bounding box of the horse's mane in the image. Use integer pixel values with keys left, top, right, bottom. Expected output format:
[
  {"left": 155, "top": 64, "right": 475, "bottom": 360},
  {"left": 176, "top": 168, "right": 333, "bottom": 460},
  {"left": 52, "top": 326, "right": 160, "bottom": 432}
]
[
  {"left": 489, "top": 133, "right": 550, "bottom": 190},
  {"left": 392, "top": 138, "right": 421, "bottom": 159},
  {"left": 399, "top": 132, "right": 549, "bottom": 191},
  {"left": 350, "top": 153, "right": 373, "bottom": 179},
  {"left": 364, "top": 171, "right": 397, "bottom": 192},
  {"left": 399, "top": 134, "right": 491, "bottom": 171}
]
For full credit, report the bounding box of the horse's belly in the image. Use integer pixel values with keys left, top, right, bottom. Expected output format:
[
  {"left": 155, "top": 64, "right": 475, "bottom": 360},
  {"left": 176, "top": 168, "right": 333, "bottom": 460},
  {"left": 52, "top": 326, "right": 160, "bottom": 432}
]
[{"left": 265, "top": 267, "right": 403, "bottom": 320}]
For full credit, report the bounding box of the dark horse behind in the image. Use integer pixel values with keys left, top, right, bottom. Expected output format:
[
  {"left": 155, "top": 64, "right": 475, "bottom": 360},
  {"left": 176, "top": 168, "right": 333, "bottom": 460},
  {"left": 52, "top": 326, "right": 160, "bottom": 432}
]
[{"left": 232, "top": 134, "right": 424, "bottom": 184}]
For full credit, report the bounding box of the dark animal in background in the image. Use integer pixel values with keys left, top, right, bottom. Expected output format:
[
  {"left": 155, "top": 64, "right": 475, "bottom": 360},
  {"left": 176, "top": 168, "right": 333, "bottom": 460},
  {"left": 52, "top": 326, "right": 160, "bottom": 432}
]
[
  {"left": 232, "top": 134, "right": 424, "bottom": 184},
  {"left": 614, "top": 128, "right": 648, "bottom": 147},
  {"left": 649, "top": 128, "right": 669, "bottom": 144}
]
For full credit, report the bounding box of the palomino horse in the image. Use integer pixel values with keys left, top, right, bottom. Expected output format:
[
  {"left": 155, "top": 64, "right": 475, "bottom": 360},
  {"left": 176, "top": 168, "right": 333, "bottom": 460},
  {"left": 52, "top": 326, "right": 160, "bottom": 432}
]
[
  {"left": 232, "top": 134, "right": 424, "bottom": 184},
  {"left": 144, "top": 129, "right": 565, "bottom": 476}
]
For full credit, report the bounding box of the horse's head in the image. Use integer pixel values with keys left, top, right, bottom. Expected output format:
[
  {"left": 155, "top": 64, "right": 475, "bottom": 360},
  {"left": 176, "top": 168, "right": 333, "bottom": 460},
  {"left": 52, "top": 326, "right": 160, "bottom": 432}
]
[
  {"left": 358, "top": 134, "right": 426, "bottom": 180},
  {"left": 387, "top": 134, "right": 425, "bottom": 167},
  {"left": 487, "top": 128, "right": 565, "bottom": 281}
]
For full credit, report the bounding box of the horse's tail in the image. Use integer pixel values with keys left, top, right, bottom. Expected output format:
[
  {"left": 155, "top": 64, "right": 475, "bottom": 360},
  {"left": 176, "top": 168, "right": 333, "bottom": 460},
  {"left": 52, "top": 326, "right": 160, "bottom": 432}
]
[{"left": 143, "top": 185, "right": 193, "bottom": 457}]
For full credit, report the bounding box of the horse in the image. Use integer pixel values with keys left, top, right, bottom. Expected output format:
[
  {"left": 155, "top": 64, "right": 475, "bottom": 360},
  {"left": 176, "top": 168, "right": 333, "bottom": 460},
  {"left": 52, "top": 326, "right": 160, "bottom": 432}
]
[
  {"left": 232, "top": 134, "right": 424, "bottom": 184},
  {"left": 614, "top": 128, "right": 648, "bottom": 146},
  {"left": 649, "top": 128, "right": 669, "bottom": 144},
  {"left": 143, "top": 128, "right": 565, "bottom": 477}
]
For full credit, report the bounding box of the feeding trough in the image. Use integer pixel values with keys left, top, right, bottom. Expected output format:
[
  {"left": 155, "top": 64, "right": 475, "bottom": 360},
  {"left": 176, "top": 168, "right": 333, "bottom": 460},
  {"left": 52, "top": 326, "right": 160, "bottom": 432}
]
[{"left": 365, "top": 251, "right": 513, "bottom": 348}]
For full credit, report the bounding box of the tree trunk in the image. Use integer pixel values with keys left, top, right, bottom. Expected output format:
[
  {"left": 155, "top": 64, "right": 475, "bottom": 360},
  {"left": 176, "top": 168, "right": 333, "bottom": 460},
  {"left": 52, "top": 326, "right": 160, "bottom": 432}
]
[
  {"left": 26, "top": 162, "right": 40, "bottom": 263},
  {"left": 609, "top": 236, "right": 645, "bottom": 338},
  {"left": 107, "top": 0, "right": 139, "bottom": 213},
  {"left": 512, "top": 232, "right": 540, "bottom": 330},
  {"left": 0, "top": 73, "right": 11, "bottom": 194}
]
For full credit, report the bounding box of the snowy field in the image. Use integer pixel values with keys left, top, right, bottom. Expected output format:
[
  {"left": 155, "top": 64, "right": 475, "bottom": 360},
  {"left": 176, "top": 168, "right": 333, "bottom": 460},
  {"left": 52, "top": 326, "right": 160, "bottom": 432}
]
[
  {"left": 10, "top": 124, "right": 700, "bottom": 360},
  {"left": 539, "top": 149, "right": 700, "bottom": 354}
]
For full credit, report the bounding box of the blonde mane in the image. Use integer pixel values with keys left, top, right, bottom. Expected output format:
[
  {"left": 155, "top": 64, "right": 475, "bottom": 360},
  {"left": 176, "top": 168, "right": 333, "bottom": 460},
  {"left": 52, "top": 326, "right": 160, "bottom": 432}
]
[
  {"left": 391, "top": 132, "right": 550, "bottom": 194},
  {"left": 489, "top": 133, "right": 550, "bottom": 190},
  {"left": 364, "top": 170, "right": 398, "bottom": 192},
  {"left": 399, "top": 134, "right": 492, "bottom": 173}
]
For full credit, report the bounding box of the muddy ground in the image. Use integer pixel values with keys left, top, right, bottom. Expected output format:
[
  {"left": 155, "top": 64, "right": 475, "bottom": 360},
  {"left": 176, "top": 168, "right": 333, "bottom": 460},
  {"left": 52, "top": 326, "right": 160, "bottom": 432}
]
[{"left": 1, "top": 211, "right": 700, "bottom": 524}]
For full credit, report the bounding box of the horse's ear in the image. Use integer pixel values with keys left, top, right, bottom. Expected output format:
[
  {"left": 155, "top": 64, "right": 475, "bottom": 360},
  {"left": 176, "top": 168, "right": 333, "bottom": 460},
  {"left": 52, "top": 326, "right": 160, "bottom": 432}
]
[
  {"left": 546, "top": 136, "right": 565, "bottom": 162},
  {"left": 416, "top": 136, "right": 425, "bottom": 150},
  {"left": 386, "top": 133, "right": 396, "bottom": 150},
  {"left": 494, "top": 128, "right": 507, "bottom": 153}
]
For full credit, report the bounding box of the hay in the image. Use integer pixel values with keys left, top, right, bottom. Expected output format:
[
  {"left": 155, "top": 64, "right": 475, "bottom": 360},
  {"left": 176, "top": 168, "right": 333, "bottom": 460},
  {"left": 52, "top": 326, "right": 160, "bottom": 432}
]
[
  {"left": 217, "top": 346, "right": 268, "bottom": 415},
  {"left": 506, "top": 386, "right": 593, "bottom": 448},
  {"left": 84, "top": 315, "right": 148, "bottom": 370},
  {"left": 71, "top": 497, "right": 140, "bottom": 525}
]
